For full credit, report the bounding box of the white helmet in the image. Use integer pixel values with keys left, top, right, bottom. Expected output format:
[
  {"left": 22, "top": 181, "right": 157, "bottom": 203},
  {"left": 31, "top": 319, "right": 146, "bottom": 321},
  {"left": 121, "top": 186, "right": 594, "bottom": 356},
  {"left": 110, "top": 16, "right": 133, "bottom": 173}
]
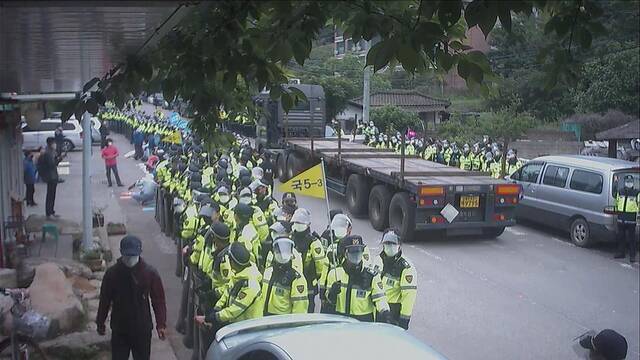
[{"left": 291, "top": 208, "right": 311, "bottom": 225}]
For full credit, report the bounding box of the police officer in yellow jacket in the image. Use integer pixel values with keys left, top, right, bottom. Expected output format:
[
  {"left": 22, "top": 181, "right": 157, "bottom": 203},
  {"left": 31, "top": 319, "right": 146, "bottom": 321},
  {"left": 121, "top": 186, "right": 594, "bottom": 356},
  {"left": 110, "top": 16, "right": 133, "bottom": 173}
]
[
  {"left": 614, "top": 175, "right": 638, "bottom": 263},
  {"left": 370, "top": 229, "right": 417, "bottom": 329},
  {"left": 195, "top": 242, "right": 263, "bottom": 331},
  {"left": 324, "top": 235, "right": 390, "bottom": 322},
  {"left": 260, "top": 236, "right": 309, "bottom": 316},
  {"left": 291, "top": 208, "right": 328, "bottom": 313}
]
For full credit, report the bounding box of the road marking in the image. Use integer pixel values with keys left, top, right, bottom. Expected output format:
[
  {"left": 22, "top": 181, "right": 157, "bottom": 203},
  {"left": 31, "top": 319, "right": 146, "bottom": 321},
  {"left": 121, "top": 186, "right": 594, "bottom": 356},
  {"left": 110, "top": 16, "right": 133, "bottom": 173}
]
[
  {"left": 142, "top": 207, "right": 155, "bottom": 212},
  {"left": 505, "top": 227, "right": 526, "bottom": 236},
  {"left": 408, "top": 245, "right": 443, "bottom": 261}
]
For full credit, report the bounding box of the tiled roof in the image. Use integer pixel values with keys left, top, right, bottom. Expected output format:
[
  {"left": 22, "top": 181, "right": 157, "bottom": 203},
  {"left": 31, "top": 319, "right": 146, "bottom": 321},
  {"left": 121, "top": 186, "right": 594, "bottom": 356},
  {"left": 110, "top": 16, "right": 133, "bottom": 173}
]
[
  {"left": 596, "top": 120, "right": 640, "bottom": 140},
  {"left": 350, "top": 90, "right": 451, "bottom": 112}
]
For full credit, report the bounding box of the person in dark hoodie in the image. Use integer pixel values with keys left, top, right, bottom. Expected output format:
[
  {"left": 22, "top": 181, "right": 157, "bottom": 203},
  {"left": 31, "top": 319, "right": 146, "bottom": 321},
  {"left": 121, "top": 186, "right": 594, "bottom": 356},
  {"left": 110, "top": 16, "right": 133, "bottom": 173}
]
[
  {"left": 97, "top": 235, "right": 167, "bottom": 360},
  {"left": 23, "top": 151, "right": 37, "bottom": 206}
]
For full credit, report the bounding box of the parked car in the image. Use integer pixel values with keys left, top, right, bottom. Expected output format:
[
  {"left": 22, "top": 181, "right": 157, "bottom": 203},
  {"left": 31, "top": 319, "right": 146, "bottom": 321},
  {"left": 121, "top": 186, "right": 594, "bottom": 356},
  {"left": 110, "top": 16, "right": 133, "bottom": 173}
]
[
  {"left": 21, "top": 118, "right": 84, "bottom": 152},
  {"left": 508, "top": 155, "right": 640, "bottom": 247},
  {"left": 50, "top": 112, "right": 101, "bottom": 143},
  {"left": 206, "top": 314, "right": 447, "bottom": 360}
]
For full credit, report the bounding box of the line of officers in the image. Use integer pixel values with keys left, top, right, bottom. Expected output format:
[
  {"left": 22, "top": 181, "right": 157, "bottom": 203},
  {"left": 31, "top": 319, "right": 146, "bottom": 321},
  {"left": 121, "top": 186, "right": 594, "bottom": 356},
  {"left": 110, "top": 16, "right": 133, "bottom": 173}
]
[
  {"left": 153, "top": 139, "right": 418, "bottom": 359},
  {"left": 360, "top": 122, "right": 523, "bottom": 178}
]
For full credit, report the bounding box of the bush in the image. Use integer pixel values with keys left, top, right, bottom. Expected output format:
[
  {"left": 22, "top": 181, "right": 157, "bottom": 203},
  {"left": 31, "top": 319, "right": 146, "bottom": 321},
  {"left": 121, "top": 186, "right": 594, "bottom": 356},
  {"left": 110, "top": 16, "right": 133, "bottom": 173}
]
[
  {"left": 370, "top": 105, "right": 421, "bottom": 133},
  {"left": 563, "top": 110, "right": 638, "bottom": 140}
]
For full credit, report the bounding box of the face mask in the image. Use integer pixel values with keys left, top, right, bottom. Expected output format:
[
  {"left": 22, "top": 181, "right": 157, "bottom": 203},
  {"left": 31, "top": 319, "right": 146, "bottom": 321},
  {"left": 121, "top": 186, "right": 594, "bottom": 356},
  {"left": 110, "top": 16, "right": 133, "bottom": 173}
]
[
  {"left": 219, "top": 195, "right": 230, "bottom": 204},
  {"left": 333, "top": 227, "right": 348, "bottom": 239},
  {"left": 291, "top": 223, "right": 308, "bottom": 233},
  {"left": 239, "top": 196, "right": 251, "bottom": 205},
  {"left": 345, "top": 250, "right": 363, "bottom": 265},
  {"left": 383, "top": 244, "right": 400, "bottom": 257},
  {"left": 122, "top": 255, "right": 139, "bottom": 268}
]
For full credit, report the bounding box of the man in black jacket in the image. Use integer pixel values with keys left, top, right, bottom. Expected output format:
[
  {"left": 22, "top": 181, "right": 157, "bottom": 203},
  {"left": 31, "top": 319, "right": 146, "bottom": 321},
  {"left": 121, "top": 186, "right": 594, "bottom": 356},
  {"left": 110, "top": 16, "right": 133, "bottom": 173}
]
[
  {"left": 39, "top": 137, "right": 61, "bottom": 218},
  {"left": 97, "top": 235, "right": 168, "bottom": 360}
]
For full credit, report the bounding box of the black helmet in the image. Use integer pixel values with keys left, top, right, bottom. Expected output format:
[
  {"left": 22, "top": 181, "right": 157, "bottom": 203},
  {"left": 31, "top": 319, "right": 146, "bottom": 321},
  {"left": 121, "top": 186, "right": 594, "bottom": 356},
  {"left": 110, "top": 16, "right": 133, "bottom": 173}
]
[
  {"left": 338, "top": 234, "right": 364, "bottom": 257},
  {"left": 239, "top": 176, "right": 252, "bottom": 188},
  {"left": 238, "top": 167, "right": 251, "bottom": 179},
  {"left": 234, "top": 202, "right": 254, "bottom": 218},
  {"left": 198, "top": 204, "right": 217, "bottom": 219},
  {"left": 211, "top": 221, "right": 231, "bottom": 242},
  {"left": 229, "top": 242, "right": 251, "bottom": 266},
  {"left": 218, "top": 158, "right": 228, "bottom": 169},
  {"left": 190, "top": 173, "right": 202, "bottom": 183}
]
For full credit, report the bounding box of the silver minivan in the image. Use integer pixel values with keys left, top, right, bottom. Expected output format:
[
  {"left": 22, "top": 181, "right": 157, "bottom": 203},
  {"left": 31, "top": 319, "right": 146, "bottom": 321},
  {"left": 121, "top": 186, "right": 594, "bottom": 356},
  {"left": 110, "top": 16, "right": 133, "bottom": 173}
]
[
  {"left": 509, "top": 155, "right": 640, "bottom": 247},
  {"left": 21, "top": 118, "right": 85, "bottom": 151}
]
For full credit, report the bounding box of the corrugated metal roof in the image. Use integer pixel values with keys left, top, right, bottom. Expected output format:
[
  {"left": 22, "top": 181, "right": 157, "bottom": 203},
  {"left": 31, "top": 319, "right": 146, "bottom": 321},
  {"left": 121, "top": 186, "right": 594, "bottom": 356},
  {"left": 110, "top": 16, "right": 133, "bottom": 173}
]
[
  {"left": 0, "top": 1, "right": 186, "bottom": 94},
  {"left": 595, "top": 120, "right": 640, "bottom": 140},
  {"left": 350, "top": 90, "right": 451, "bottom": 112}
]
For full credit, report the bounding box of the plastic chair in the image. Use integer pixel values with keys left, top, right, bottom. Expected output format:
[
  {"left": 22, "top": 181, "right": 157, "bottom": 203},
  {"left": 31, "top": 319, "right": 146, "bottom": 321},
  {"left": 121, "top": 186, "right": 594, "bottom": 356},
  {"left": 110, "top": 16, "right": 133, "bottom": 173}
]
[{"left": 39, "top": 223, "right": 59, "bottom": 257}]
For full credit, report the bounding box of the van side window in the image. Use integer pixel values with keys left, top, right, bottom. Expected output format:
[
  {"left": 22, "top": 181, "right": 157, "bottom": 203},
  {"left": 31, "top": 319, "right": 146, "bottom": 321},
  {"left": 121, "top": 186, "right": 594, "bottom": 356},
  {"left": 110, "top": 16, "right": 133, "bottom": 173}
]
[
  {"left": 62, "top": 123, "right": 76, "bottom": 131},
  {"left": 519, "top": 163, "right": 543, "bottom": 183},
  {"left": 570, "top": 170, "right": 603, "bottom": 194},
  {"left": 542, "top": 165, "right": 569, "bottom": 188}
]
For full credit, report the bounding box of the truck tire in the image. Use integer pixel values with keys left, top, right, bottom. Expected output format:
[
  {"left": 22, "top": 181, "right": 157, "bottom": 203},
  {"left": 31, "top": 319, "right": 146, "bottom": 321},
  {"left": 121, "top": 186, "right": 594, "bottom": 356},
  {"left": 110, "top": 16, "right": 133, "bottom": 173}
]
[
  {"left": 277, "top": 153, "right": 288, "bottom": 182},
  {"left": 346, "top": 174, "right": 370, "bottom": 217},
  {"left": 286, "top": 152, "right": 302, "bottom": 180},
  {"left": 388, "top": 192, "right": 416, "bottom": 242},
  {"left": 369, "top": 185, "right": 392, "bottom": 231},
  {"left": 483, "top": 226, "right": 506, "bottom": 238}
]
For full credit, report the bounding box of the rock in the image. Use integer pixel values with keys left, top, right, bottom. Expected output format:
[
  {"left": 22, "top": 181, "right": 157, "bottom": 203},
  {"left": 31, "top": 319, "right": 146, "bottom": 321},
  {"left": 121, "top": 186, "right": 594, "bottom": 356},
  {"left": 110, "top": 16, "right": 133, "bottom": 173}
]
[
  {"left": 69, "top": 275, "right": 97, "bottom": 299},
  {"left": 0, "top": 268, "right": 17, "bottom": 288},
  {"left": 18, "top": 257, "right": 93, "bottom": 288},
  {"left": 106, "top": 222, "right": 126, "bottom": 236},
  {"left": 39, "top": 330, "right": 111, "bottom": 360},
  {"left": 29, "top": 263, "right": 85, "bottom": 336}
]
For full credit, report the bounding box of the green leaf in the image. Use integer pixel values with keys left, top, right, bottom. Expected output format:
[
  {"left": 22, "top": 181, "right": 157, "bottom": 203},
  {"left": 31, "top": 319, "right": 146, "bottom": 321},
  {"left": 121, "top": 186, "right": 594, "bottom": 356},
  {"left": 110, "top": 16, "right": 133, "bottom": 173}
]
[
  {"left": 281, "top": 92, "right": 293, "bottom": 113},
  {"left": 438, "top": 0, "right": 463, "bottom": 29},
  {"left": 457, "top": 58, "right": 472, "bottom": 79},
  {"left": 82, "top": 77, "right": 100, "bottom": 93},
  {"left": 497, "top": 4, "right": 512, "bottom": 32},
  {"left": 464, "top": 0, "right": 483, "bottom": 28},
  {"left": 436, "top": 50, "right": 455, "bottom": 72},
  {"left": 466, "top": 50, "right": 491, "bottom": 73},
  {"left": 397, "top": 43, "right": 420, "bottom": 73},
  {"left": 270, "top": 85, "right": 282, "bottom": 101},
  {"left": 421, "top": 0, "right": 440, "bottom": 20},
  {"left": 449, "top": 40, "right": 464, "bottom": 50},
  {"left": 288, "top": 86, "right": 308, "bottom": 104}
]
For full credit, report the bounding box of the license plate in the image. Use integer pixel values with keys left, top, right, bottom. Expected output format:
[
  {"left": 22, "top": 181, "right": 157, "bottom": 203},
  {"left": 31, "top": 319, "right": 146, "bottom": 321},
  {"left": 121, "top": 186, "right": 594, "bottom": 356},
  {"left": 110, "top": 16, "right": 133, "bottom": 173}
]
[{"left": 460, "top": 195, "right": 480, "bottom": 208}]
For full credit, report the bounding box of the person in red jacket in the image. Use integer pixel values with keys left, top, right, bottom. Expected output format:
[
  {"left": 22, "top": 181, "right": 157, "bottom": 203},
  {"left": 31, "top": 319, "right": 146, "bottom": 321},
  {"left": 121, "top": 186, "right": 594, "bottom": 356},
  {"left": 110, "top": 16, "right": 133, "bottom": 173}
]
[
  {"left": 97, "top": 235, "right": 167, "bottom": 360},
  {"left": 101, "top": 138, "right": 124, "bottom": 187}
]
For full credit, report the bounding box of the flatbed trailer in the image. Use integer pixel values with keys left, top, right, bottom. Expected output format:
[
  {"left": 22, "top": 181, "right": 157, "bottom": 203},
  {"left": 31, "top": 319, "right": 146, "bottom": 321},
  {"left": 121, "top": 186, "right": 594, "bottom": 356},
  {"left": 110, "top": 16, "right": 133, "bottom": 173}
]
[{"left": 274, "top": 137, "right": 522, "bottom": 241}]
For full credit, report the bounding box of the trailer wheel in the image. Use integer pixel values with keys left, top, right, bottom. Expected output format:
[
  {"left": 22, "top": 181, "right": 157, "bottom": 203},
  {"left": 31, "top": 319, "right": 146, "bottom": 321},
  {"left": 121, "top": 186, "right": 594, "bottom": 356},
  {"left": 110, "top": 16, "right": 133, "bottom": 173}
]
[
  {"left": 369, "top": 185, "right": 392, "bottom": 231},
  {"left": 286, "top": 152, "right": 303, "bottom": 180},
  {"left": 483, "top": 226, "right": 506, "bottom": 238},
  {"left": 346, "top": 174, "right": 370, "bottom": 217},
  {"left": 277, "top": 153, "right": 288, "bottom": 182},
  {"left": 388, "top": 192, "right": 416, "bottom": 242}
]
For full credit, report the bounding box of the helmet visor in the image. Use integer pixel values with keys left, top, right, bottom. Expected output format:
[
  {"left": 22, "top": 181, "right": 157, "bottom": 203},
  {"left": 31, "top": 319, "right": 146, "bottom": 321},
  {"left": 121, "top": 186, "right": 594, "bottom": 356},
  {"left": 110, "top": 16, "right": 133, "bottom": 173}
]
[
  {"left": 345, "top": 246, "right": 364, "bottom": 265},
  {"left": 273, "top": 238, "right": 294, "bottom": 264}
]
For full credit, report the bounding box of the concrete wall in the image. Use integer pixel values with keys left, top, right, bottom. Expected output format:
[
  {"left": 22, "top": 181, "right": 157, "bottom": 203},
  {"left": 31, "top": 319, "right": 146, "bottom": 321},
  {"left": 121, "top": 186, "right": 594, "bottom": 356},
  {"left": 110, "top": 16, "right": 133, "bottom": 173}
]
[
  {"left": 512, "top": 139, "right": 584, "bottom": 160},
  {"left": 0, "top": 121, "right": 25, "bottom": 266}
]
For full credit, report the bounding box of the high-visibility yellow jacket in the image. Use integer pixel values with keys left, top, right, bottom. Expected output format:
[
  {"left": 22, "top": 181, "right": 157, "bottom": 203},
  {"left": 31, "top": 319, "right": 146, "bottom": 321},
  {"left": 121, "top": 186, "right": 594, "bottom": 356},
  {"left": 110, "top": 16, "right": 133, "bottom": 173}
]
[
  {"left": 213, "top": 264, "right": 263, "bottom": 323},
  {"left": 370, "top": 254, "right": 417, "bottom": 326},
  {"left": 324, "top": 265, "right": 389, "bottom": 320},
  {"left": 260, "top": 265, "right": 308, "bottom": 316}
]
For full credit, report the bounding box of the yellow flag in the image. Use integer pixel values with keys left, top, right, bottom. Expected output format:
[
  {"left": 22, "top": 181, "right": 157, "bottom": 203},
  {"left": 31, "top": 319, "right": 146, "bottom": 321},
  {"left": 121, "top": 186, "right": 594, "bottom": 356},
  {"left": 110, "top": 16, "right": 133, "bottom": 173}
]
[
  {"left": 162, "top": 131, "right": 182, "bottom": 144},
  {"left": 279, "top": 163, "right": 326, "bottom": 199}
]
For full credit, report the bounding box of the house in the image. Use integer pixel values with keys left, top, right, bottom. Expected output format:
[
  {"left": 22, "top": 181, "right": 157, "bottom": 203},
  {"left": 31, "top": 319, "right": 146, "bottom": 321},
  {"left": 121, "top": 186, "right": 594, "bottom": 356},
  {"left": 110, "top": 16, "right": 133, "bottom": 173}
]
[
  {"left": 596, "top": 120, "right": 640, "bottom": 159},
  {"left": 336, "top": 89, "right": 451, "bottom": 131}
]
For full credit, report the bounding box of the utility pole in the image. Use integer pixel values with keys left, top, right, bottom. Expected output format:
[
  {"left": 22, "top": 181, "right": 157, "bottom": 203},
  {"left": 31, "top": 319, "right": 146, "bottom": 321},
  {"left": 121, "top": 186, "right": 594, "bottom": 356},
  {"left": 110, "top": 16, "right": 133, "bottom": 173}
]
[{"left": 362, "top": 64, "right": 372, "bottom": 126}]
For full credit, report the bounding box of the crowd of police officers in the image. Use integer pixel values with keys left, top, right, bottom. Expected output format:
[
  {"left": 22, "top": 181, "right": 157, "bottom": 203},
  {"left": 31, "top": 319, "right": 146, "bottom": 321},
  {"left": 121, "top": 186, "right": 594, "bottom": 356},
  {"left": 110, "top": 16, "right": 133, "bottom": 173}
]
[
  {"left": 359, "top": 121, "right": 523, "bottom": 178},
  {"left": 101, "top": 107, "right": 419, "bottom": 360}
]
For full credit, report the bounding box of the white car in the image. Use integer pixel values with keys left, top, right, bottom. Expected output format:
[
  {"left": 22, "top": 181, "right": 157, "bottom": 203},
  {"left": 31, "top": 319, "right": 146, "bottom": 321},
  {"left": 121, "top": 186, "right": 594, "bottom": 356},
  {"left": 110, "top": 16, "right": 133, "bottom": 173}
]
[{"left": 21, "top": 118, "right": 85, "bottom": 152}]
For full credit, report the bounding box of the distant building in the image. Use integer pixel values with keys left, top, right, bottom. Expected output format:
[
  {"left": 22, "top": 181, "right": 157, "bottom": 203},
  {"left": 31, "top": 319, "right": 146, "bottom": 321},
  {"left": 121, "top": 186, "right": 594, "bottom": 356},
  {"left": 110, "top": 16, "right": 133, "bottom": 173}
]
[
  {"left": 336, "top": 89, "right": 451, "bottom": 131},
  {"left": 333, "top": 28, "right": 371, "bottom": 59}
]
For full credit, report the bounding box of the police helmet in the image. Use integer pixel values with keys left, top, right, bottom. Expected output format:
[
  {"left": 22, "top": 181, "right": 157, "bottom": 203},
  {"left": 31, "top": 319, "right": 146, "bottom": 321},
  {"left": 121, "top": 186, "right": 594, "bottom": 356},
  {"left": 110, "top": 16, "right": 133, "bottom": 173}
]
[
  {"left": 211, "top": 222, "right": 230, "bottom": 242},
  {"left": 198, "top": 203, "right": 218, "bottom": 219},
  {"left": 291, "top": 208, "right": 311, "bottom": 225},
  {"left": 381, "top": 229, "right": 401, "bottom": 245},
  {"left": 238, "top": 167, "right": 251, "bottom": 179},
  {"left": 239, "top": 176, "right": 252, "bottom": 188},
  {"left": 234, "top": 202, "right": 254, "bottom": 218}
]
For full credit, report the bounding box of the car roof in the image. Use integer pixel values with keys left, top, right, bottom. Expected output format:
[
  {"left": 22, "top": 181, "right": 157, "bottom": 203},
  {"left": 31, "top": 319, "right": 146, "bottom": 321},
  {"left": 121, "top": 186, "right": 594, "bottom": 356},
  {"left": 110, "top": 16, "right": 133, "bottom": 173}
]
[
  {"left": 266, "top": 322, "right": 447, "bottom": 360},
  {"left": 532, "top": 155, "right": 639, "bottom": 172}
]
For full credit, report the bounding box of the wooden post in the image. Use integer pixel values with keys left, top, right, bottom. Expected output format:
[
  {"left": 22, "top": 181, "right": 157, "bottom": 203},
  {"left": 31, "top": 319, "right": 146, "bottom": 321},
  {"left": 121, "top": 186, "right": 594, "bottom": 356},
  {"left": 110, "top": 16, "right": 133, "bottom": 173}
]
[{"left": 608, "top": 139, "right": 618, "bottom": 158}]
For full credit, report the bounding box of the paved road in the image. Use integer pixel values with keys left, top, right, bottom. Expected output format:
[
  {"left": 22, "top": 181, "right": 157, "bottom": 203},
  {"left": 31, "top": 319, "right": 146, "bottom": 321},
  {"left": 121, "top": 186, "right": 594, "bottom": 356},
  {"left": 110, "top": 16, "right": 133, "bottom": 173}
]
[
  {"left": 280, "top": 189, "right": 639, "bottom": 360},
  {"left": 124, "top": 104, "right": 639, "bottom": 359}
]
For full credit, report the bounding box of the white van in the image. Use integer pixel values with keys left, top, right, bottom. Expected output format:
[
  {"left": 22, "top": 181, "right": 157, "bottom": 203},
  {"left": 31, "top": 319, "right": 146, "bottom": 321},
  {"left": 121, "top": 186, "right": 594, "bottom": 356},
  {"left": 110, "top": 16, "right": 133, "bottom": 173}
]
[{"left": 21, "top": 119, "right": 84, "bottom": 151}]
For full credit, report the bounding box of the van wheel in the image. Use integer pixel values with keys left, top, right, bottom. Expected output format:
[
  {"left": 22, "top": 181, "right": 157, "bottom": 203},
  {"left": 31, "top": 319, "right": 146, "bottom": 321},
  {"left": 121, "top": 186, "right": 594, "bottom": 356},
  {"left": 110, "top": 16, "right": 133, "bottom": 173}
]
[
  {"left": 388, "top": 192, "right": 416, "bottom": 242},
  {"left": 276, "top": 153, "right": 288, "bottom": 182},
  {"left": 62, "top": 139, "right": 74, "bottom": 152},
  {"left": 483, "top": 226, "right": 506, "bottom": 238},
  {"left": 369, "top": 185, "right": 392, "bottom": 231},
  {"left": 346, "top": 174, "right": 370, "bottom": 217},
  {"left": 570, "top": 218, "right": 592, "bottom": 247}
]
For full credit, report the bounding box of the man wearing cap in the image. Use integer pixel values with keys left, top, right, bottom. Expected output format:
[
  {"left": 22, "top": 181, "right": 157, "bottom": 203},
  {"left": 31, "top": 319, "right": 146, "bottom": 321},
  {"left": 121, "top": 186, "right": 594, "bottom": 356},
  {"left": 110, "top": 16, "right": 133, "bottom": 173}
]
[
  {"left": 195, "top": 242, "right": 263, "bottom": 331},
  {"left": 281, "top": 192, "right": 298, "bottom": 218},
  {"left": 97, "top": 235, "right": 167, "bottom": 360},
  {"left": 260, "top": 236, "right": 309, "bottom": 316},
  {"left": 370, "top": 229, "right": 417, "bottom": 330},
  {"left": 291, "top": 208, "right": 327, "bottom": 313},
  {"left": 251, "top": 179, "right": 278, "bottom": 223},
  {"left": 324, "top": 235, "right": 390, "bottom": 323},
  {"left": 579, "top": 329, "right": 628, "bottom": 360}
]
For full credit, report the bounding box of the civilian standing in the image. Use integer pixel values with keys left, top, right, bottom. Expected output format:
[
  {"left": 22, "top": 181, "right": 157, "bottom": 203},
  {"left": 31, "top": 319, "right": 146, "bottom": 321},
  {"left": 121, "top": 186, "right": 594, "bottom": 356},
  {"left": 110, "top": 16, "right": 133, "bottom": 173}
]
[
  {"left": 97, "top": 235, "right": 167, "bottom": 360},
  {"left": 101, "top": 138, "right": 124, "bottom": 187},
  {"left": 23, "top": 151, "right": 37, "bottom": 206},
  {"left": 132, "top": 127, "right": 145, "bottom": 160},
  {"left": 54, "top": 125, "right": 64, "bottom": 157},
  {"left": 99, "top": 121, "right": 110, "bottom": 149},
  {"left": 38, "top": 137, "right": 61, "bottom": 218}
]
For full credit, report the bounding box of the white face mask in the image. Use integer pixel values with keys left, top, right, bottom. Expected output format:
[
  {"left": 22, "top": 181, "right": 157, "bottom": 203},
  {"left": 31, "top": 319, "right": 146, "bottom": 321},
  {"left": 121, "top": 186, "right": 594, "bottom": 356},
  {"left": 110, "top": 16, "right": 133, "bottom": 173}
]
[
  {"left": 333, "top": 226, "right": 348, "bottom": 239},
  {"left": 219, "top": 195, "right": 230, "bottom": 204},
  {"left": 383, "top": 244, "right": 400, "bottom": 257},
  {"left": 122, "top": 256, "right": 140, "bottom": 268},
  {"left": 291, "top": 223, "right": 308, "bottom": 233},
  {"left": 624, "top": 181, "right": 633, "bottom": 189},
  {"left": 239, "top": 196, "right": 252, "bottom": 205}
]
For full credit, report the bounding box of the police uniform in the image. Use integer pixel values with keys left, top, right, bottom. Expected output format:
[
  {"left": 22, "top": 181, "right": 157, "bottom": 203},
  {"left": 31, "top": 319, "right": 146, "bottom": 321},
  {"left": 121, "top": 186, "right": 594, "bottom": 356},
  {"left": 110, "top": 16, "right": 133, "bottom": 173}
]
[{"left": 614, "top": 179, "right": 638, "bottom": 262}]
